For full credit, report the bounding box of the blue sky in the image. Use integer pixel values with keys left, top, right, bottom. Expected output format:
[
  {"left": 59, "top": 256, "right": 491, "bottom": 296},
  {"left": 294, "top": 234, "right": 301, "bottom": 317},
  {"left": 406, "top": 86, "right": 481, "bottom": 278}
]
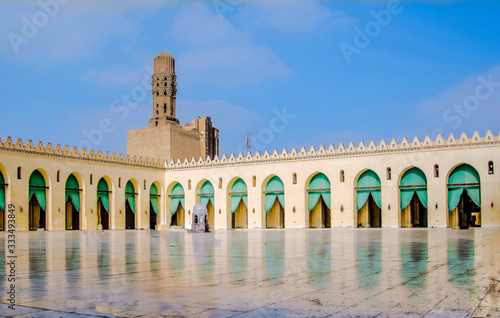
[{"left": 1, "top": 0, "right": 499, "bottom": 157}]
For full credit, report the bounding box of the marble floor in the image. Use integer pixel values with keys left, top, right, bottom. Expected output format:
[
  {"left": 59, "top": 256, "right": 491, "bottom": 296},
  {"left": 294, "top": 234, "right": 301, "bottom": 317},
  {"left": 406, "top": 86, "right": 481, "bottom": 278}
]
[{"left": 1, "top": 228, "right": 499, "bottom": 317}]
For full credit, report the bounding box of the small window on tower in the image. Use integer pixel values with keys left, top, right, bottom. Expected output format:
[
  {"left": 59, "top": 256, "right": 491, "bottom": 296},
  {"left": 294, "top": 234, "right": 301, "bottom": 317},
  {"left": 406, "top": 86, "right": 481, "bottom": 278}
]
[
  {"left": 156, "top": 91, "right": 159, "bottom": 96},
  {"left": 156, "top": 110, "right": 159, "bottom": 115},
  {"left": 156, "top": 83, "right": 159, "bottom": 87},
  {"left": 434, "top": 165, "right": 439, "bottom": 178},
  {"left": 164, "top": 76, "right": 167, "bottom": 80},
  {"left": 489, "top": 161, "right": 494, "bottom": 174},
  {"left": 163, "top": 90, "right": 167, "bottom": 95},
  {"left": 164, "top": 82, "right": 167, "bottom": 87},
  {"left": 164, "top": 105, "right": 167, "bottom": 113}
]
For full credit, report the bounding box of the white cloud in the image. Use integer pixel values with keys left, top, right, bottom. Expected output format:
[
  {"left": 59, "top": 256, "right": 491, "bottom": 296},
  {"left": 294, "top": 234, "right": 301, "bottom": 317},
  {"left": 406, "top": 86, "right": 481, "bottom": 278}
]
[
  {"left": 240, "top": 0, "right": 355, "bottom": 34},
  {"left": 177, "top": 45, "right": 293, "bottom": 85},
  {"left": 410, "top": 64, "right": 500, "bottom": 137},
  {"left": 0, "top": 4, "right": 137, "bottom": 61},
  {"left": 168, "top": 4, "right": 293, "bottom": 85}
]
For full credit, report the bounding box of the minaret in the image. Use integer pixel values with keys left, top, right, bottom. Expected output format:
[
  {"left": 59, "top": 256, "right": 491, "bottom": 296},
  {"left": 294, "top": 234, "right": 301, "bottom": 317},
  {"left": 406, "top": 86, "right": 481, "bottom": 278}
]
[{"left": 148, "top": 51, "right": 179, "bottom": 127}]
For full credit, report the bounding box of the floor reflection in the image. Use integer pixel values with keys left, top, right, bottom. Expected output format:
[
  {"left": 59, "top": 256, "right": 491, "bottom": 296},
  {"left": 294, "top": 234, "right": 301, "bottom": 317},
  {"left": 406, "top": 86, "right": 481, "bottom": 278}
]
[
  {"left": 29, "top": 237, "right": 46, "bottom": 297},
  {"left": 264, "top": 231, "right": 285, "bottom": 282},
  {"left": 448, "top": 237, "right": 475, "bottom": 286},
  {"left": 192, "top": 232, "right": 215, "bottom": 280},
  {"left": 125, "top": 232, "right": 136, "bottom": 274},
  {"left": 307, "top": 230, "right": 331, "bottom": 288},
  {"left": 65, "top": 235, "right": 80, "bottom": 285},
  {"left": 230, "top": 232, "right": 248, "bottom": 282},
  {"left": 169, "top": 232, "right": 185, "bottom": 275},
  {"left": 356, "top": 230, "right": 382, "bottom": 289},
  {"left": 150, "top": 231, "right": 161, "bottom": 277},
  {"left": 401, "top": 231, "right": 428, "bottom": 289},
  {"left": 97, "top": 235, "right": 110, "bottom": 285}
]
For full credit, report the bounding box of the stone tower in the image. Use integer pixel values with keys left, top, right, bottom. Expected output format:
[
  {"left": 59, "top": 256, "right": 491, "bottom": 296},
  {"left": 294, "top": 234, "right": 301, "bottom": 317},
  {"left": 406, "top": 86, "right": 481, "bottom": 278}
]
[
  {"left": 127, "top": 51, "right": 220, "bottom": 161},
  {"left": 149, "top": 51, "right": 179, "bottom": 126}
]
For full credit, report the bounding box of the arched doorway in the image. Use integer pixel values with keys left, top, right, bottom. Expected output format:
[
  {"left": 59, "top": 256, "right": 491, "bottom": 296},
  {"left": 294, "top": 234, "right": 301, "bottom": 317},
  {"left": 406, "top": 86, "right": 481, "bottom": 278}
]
[
  {"left": 448, "top": 164, "right": 481, "bottom": 229},
  {"left": 199, "top": 180, "right": 215, "bottom": 231},
  {"left": 170, "top": 183, "right": 185, "bottom": 228},
  {"left": 149, "top": 183, "right": 159, "bottom": 230},
  {"left": 29, "top": 170, "right": 47, "bottom": 231},
  {"left": 264, "top": 176, "right": 284, "bottom": 228},
  {"left": 0, "top": 170, "right": 6, "bottom": 231},
  {"left": 400, "top": 168, "right": 428, "bottom": 228},
  {"left": 97, "top": 178, "right": 110, "bottom": 230},
  {"left": 356, "top": 170, "right": 381, "bottom": 228},
  {"left": 307, "top": 173, "right": 330, "bottom": 228},
  {"left": 125, "top": 181, "right": 136, "bottom": 230},
  {"left": 65, "top": 174, "right": 81, "bottom": 230},
  {"left": 230, "top": 178, "right": 247, "bottom": 229}
]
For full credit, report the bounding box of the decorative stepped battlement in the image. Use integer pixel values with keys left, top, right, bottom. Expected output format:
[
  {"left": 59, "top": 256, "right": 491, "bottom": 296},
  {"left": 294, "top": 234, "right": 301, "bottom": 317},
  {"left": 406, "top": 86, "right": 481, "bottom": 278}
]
[
  {"left": 0, "top": 137, "right": 165, "bottom": 169},
  {"left": 167, "top": 130, "right": 500, "bottom": 170}
]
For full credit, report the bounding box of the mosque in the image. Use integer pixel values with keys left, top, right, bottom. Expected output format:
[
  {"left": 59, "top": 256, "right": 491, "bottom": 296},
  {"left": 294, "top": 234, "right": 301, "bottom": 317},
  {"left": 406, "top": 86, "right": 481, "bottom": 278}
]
[{"left": 0, "top": 51, "right": 499, "bottom": 232}]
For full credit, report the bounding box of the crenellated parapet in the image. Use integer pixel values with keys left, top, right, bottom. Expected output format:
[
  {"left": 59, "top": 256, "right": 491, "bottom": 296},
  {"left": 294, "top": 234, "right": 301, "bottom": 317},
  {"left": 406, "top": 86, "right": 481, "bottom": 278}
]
[
  {"left": 0, "top": 137, "right": 165, "bottom": 169},
  {"left": 167, "top": 130, "right": 500, "bottom": 170}
]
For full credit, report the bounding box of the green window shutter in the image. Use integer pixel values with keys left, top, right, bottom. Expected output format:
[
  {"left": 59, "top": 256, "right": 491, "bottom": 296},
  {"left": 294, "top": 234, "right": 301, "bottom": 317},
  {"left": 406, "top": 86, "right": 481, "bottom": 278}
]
[
  {"left": 126, "top": 194, "right": 136, "bottom": 213},
  {"left": 308, "top": 192, "right": 321, "bottom": 211},
  {"left": 307, "top": 173, "right": 330, "bottom": 211},
  {"left": 265, "top": 176, "right": 284, "bottom": 213},
  {"left": 150, "top": 183, "right": 158, "bottom": 195},
  {"left": 230, "top": 179, "right": 247, "bottom": 213},
  {"left": 356, "top": 170, "right": 381, "bottom": 211},
  {"left": 400, "top": 168, "right": 428, "bottom": 209},
  {"left": 265, "top": 194, "right": 277, "bottom": 212},
  {"left": 357, "top": 190, "right": 370, "bottom": 210},
  {"left": 322, "top": 192, "right": 331, "bottom": 210},
  {"left": 125, "top": 181, "right": 136, "bottom": 213},
  {"left": 150, "top": 197, "right": 158, "bottom": 214},
  {"left": 65, "top": 175, "right": 80, "bottom": 212},
  {"left": 150, "top": 183, "right": 158, "bottom": 214},
  {"left": 231, "top": 196, "right": 242, "bottom": 213},
  {"left": 29, "top": 171, "right": 46, "bottom": 210},
  {"left": 97, "top": 178, "right": 109, "bottom": 192},
  {"left": 200, "top": 181, "right": 214, "bottom": 207},
  {"left": 448, "top": 164, "right": 480, "bottom": 185},
  {"left": 170, "top": 183, "right": 184, "bottom": 214},
  {"left": 0, "top": 171, "right": 5, "bottom": 211},
  {"left": 231, "top": 179, "right": 247, "bottom": 193},
  {"left": 98, "top": 193, "right": 109, "bottom": 212},
  {"left": 97, "top": 178, "right": 110, "bottom": 212},
  {"left": 448, "top": 164, "right": 481, "bottom": 211}
]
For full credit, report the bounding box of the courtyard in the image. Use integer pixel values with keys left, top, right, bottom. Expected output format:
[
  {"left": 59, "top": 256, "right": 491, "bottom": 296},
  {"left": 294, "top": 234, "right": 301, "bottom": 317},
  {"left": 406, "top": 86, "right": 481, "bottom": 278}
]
[{"left": 1, "top": 228, "right": 499, "bottom": 317}]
